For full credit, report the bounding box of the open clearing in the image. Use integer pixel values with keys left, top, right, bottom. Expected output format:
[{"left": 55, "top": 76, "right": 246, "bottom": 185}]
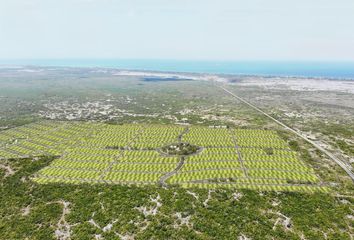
[{"left": 0, "top": 121, "right": 328, "bottom": 193}]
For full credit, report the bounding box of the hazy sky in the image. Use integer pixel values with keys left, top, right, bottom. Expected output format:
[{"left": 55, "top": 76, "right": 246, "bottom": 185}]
[{"left": 1, "top": 0, "right": 354, "bottom": 61}]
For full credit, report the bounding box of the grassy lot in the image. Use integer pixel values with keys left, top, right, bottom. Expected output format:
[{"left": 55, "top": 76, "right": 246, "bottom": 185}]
[{"left": 0, "top": 121, "right": 326, "bottom": 192}]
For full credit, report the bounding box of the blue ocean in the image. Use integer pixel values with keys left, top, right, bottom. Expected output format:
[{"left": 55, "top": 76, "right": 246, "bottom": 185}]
[{"left": 1, "top": 59, "right": 354, "bottom": 79}]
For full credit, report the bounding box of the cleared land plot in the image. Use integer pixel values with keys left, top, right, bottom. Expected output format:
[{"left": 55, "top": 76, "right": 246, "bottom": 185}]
[
  {"left": 168, "top": 127, "right": 326, "bottom": 192},
  {"left": 0, "top": 122, "right": 327, "bottom": 192}
]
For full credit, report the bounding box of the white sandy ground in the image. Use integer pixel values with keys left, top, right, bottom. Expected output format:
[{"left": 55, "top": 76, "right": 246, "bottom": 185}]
[
  {"left": 88, "top": 214, "right": 118, "bottom": 233},
  {"left": 203, "top": 190, "right": 215, "bottom": 207},
  {"left": 186, "top": 190, "right": 199, "bottom": 200},
  {"left": 134, "top": 194, "right": 162, "bottom": 217},
  {"left": 112, "top": 70, "right": 225, "bottom": 82},
  {"left": 173, "top": 212, "right": 192, "bottom": 228},
  {"left": 21, "top": 205, "right": 31, "bottom": 216},
  {"left": 238, "top": 234, "right": 252, "bottom": 240},
  {"left": 52, "top": 201, "right": 77, "bottom": 240},
  {"left": 0, "top": 164, "right": 15, "bottom": 177},
  {"left": 114, "top": 70, "right": 354, "bottom": 94},
  {"left": 232, "top": 191, "right": 243, "bottom": 201},
  {"left": 272, "top": 212, "right": 292, "bottom": 231},
  {"left": 17, "top": 69, "right": 43, "bottom": 73},
  {"left": 236, "top": 78, "right": 354, "bottom": 94}
]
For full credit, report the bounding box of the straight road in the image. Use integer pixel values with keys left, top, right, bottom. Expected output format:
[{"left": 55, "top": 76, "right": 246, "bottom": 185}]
[{"left": 219, "top": 85, "right": 354, "bottom": 182}]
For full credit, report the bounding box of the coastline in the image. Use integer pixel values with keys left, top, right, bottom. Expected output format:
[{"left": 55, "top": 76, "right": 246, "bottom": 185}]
[{"left": 0, "top": 59, "right": 354, "bottom": 80}]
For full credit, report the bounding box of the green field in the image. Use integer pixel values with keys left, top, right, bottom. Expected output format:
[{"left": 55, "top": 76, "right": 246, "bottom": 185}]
[{"left": 0, "top": 121, "right": 327, "bottom": 192}]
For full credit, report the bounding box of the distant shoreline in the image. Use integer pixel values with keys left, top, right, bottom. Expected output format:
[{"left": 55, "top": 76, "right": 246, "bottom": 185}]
[{"left": 0, "top": 59, "right": 354, "bottom": 80}]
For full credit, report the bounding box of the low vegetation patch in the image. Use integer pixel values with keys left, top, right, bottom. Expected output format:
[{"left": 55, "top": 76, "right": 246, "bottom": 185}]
[{"left": 160, "top": 142, "right": 201, "bottom": 156}]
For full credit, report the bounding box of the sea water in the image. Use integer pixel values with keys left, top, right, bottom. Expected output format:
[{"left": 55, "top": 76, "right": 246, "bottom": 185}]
[{"left": 1, "top": 59, "right": 354, "bottom": 79}]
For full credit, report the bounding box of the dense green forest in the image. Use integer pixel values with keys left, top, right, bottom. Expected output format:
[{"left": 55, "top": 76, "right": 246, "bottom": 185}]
[{"left": 1, "top": 156, "right": 353, "bottom": 239}]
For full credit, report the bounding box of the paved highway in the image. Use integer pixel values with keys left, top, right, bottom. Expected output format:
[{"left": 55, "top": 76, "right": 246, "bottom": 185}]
[{"left": 219, "top": 85, "right": 354, "bottom": 182}]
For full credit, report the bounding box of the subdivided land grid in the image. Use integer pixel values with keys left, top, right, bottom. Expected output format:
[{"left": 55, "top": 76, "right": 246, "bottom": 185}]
[{"left": 0, "top": 121, "right": 328, "bottom": 193}]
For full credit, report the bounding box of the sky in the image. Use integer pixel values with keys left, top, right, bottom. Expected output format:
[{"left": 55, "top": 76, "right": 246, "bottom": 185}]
[{"left": 0, "top": 0, "right": 354, "bottom": 61}]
